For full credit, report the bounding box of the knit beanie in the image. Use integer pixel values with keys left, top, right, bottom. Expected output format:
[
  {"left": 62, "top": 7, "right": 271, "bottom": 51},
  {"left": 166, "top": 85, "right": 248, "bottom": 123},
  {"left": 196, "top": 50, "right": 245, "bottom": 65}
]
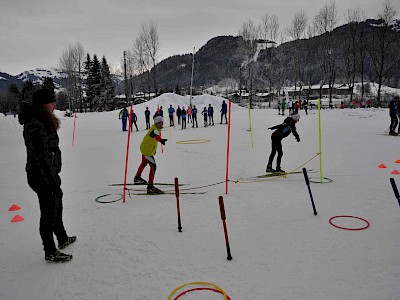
[
  {"left": 291, "top": 113, "right": 300, "bottom": 121},
  {"left": 32, "top": 89, "right": 55, "bottom": 106},
  {"left": 153, "top": 115, "right": 164, "bottom": 124}
]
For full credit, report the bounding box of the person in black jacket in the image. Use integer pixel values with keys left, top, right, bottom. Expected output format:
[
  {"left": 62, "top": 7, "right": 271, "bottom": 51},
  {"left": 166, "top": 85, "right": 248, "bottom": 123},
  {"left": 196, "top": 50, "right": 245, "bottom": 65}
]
[
  {"left": 266, "top": 113, "right": 301, "bottom": 173},
  {"left": 19, "top": 89, "right": 76, "bottom": 263},
  {"left": 389, "top": 96, "right": 399, "bottom": 135}
]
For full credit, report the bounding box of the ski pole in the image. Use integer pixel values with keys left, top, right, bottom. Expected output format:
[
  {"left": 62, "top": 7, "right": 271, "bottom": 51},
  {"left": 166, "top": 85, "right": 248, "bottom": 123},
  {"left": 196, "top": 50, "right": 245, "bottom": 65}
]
[
  {"left": 389, "top": 178, "right": 400, "bottom": 207},
  {"left": 175, "top": 177, "right": 182, "bottom": 232},
  {"left": 303, "top": 168, "right": 318, "bottom": 215},
  {"left": 218, "top": 196, "right": 232, "bottom": 260}
]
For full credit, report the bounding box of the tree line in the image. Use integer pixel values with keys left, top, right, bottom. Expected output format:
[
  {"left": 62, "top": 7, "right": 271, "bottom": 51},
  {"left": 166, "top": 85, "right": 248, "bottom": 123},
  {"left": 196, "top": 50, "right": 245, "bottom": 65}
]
[{"left": 237, "top": 0, "right": 400, "bottom": 107}]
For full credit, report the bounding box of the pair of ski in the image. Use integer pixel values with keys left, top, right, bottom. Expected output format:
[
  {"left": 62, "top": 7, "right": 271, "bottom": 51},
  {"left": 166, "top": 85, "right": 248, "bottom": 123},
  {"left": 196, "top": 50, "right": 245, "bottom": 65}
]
[
  {"left": 108, "top": 182, "right": 206, "bottom": 195},
  {"left": 257, "top": 169, "right": 315, "bottom": 178},
  {"left": 236, "top": 169, "right": 315, "bottom": 183}
]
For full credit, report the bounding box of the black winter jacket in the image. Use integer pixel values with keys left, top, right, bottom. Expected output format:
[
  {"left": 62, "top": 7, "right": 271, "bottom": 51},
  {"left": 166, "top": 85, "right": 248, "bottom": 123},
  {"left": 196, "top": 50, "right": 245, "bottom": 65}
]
[
  {"left": 269, "top": 116, "right": 300, "bottom": 141},
  {"left": 19, "top": 103, "right": 62, "bottom": 187},
  {"left": 389, "top": 99, "right": 398, "bottom": 118}
]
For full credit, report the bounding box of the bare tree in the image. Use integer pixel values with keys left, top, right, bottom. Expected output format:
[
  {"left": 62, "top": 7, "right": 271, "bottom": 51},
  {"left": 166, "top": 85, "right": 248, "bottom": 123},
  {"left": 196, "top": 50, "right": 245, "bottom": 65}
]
[
  {"left": 58, "top": 42, "right": 86, "bottom": 111},
  {"left": 285, "top": 10, "right": 308, "bottom": 97},
  {"left": 138, "top": 20, "right": 160, "bottom": 95},
  {"left": 369, "top": 0, "right": 399, "bottom": 105},
  {"left": 313, "top": 0, "right": 339, "bottom": 35},
  {"left": 313, "top": 1, "right": 340, "bottom": 105},
  {"left": 286, "top": 10, "right": 307, "bottom": 41},
  {"left": 261, "top": 14, "right": 280, "bottom": 94},
  {"left": 238, "top": 20, "right": 260, "bottom": 108},
  {"left": 132, "top": 35, "right": 150, "bottom": 97},
  {"left": 341, "top": 9, "right": 363, "bottom": 102},
  {"left": 73, "top": 42, "right": 85, "bottom": 112}
]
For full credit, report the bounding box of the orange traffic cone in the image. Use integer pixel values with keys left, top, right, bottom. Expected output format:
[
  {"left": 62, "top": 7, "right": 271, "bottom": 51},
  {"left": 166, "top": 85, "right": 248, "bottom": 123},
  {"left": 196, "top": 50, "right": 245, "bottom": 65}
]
[
  {"left": 378, "top": 164, "right": 387, "bottom": 168},
  {"left": 11, "top": 215, "right": 25, "bottom": 222},
  {"left": 8, "top": 204, "right": 21, "bottom": 212},
  {"left": 391, "top": 170, "right": 400, "bottom": 175}
]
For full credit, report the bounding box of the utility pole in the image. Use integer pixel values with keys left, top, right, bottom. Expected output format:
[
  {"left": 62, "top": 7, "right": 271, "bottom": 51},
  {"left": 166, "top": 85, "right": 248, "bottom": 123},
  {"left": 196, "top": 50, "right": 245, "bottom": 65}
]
[
  {"left": 123, "top": 51, "right": 128, "bottom": 106},
  {"left": 189, "top": 47, "right": 195, "bottom": 107}
]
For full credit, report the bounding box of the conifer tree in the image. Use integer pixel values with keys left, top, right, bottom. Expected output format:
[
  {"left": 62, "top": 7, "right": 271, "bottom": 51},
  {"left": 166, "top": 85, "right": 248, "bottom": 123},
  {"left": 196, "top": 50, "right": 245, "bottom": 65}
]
[
  {"left": 100, "top": 56, "right": 115, "bottom": 110},
  {"left": 42, "top": 77, "right": 56, "bottom": 100},
  {"left": 89, "top": 54, "right": 101, "bottom": 111},
  {"left": 84, "top": 53, "right": 92, "bottom": 111},
  {"left": 21, "top": 80, "right": 35, "bottom": 102}
]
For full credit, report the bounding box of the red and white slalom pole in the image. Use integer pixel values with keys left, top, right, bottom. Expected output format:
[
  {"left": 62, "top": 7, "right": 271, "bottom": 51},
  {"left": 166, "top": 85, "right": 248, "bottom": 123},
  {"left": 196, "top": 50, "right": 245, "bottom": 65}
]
[
  {"left": 218, "top": 196, "right": 232, "bottom": 260},
  {"left": 122, "top": 106, "right": 133, "bottom": 203}
]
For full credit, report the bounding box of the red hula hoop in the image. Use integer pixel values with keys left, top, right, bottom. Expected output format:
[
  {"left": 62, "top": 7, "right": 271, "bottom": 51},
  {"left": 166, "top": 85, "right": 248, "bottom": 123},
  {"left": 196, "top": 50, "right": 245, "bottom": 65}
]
[
  {"left": 329, "top": 215, "right": 370, "bottom": 231},
  {"left": 173, "top": 287, "right": 232, "bottom": 300}
]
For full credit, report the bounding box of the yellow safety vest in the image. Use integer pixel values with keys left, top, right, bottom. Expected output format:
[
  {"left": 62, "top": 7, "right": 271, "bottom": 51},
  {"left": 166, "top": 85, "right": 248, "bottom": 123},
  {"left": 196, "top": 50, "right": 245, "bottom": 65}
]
[{"left": 140, "top": 124, "right": 160, "bottom": 156}]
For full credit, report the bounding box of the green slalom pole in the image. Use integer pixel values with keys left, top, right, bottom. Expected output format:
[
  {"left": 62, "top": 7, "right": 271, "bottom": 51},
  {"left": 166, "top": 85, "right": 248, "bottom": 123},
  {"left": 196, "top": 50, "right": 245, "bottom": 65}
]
[
  {"left": 318, "top": 98, "right": 323, "bottom": 184},
  {"left": 247, "top": 103, "right": 254, "bottom": 147}
]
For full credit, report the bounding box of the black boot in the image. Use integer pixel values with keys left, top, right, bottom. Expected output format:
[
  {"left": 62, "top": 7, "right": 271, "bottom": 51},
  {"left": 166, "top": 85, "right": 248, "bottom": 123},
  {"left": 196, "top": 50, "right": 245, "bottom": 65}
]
[
  {"left": 147, "top": 185, "right": 164, "bottom": 194},
  {"left": 58, "top": 236, "right": 77, "bottom": 250},
  {"left": 266, "top": 165, "right": 275, "bottom": 172},
  {"left": 45, "top": 250, "right": 73, "bottom": 263}
]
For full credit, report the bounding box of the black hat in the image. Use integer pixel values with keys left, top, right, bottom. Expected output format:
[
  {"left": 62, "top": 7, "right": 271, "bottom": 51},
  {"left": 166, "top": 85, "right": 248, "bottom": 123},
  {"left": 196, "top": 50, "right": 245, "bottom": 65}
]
[{"left": 32, "top": 89, "right": 55, "bottom": 106}]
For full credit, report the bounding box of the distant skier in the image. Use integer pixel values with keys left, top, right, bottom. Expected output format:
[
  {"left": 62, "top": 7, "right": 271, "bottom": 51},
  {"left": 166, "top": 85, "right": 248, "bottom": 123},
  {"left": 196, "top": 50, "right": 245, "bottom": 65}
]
[
  {"left": 130, "top": 111, "right": 138, "bottom": 131},
  {"left": 176, "top": 105, "right": 182, "bottom": 125},
  {"left": 207, "top": 104, "right": 214, "bottom": 125},
  {"left": 181, "top": 107, "right": 187, "bottom": 129},
  {"left": 145, "top": 107, "right": 151, "bottom": 129},
  {"left": 119, "top": 107, "right": 129, "bottom": 131},
  {"left": 187, "top": 106, "right": 192, "bottom": 123},
  {"left": 266, "top": 113, "right": 301, "bottom": 173},
  {"left": 201, "top": 107, "right": 208, "bottom": 127},
  {"left": 220, "top": 100, "right": 227, "bottom": 124},
  {"left": 277, "top": 100, "right": 281, "bottom": 115},
  {"left": 281, "top": 99, "right": 286, "bottom": 116},
  {"left": 134, "top": 115, "right": 167, "bottom": 194},
  {"left": 191, "top": 105, "right": 198, "bottom": 128},
  {"left": 168, "top": 105, "right": 175, "bottom": 126},
  {"left": 389, "top": 96, "right": 399, "bottom": 135}
]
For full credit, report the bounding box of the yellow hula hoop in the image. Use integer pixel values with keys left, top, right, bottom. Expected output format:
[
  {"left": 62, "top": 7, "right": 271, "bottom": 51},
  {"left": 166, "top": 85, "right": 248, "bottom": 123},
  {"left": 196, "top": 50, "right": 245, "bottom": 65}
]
[
  {"left": 167, "top": 281, "right": 228, "bottom": 300},
  {"left": 176, "top": 139, "right": 211, "bottom": 144}
]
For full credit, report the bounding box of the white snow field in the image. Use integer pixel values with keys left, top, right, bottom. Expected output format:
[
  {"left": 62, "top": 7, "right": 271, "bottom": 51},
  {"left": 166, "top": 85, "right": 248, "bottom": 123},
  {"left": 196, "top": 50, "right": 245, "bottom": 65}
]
[{"left": 0, "top": 93, "right": 399, "bottom": 300}]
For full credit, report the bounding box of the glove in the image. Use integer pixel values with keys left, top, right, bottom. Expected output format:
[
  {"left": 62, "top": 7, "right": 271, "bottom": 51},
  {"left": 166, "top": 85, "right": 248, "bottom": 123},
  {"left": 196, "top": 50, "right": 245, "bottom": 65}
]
[
  {"left": 296, "top": 137, "right": 300, "bottom": 142},
  {"left": 160, "top": 139, "right": 167, "bottom": 145},
  {"left": 268, "top": 127, "right": 272, "bottom": 130}
]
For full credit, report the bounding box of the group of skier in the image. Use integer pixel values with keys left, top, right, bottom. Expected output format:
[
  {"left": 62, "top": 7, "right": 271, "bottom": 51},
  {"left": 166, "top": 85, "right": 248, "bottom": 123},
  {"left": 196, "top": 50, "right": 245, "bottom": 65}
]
[
  {"left": 277, "top": 99, "right": 309, "bottom": 116},
  {"left": 119, "top": 100, "right": 228, "bottom": 132}
]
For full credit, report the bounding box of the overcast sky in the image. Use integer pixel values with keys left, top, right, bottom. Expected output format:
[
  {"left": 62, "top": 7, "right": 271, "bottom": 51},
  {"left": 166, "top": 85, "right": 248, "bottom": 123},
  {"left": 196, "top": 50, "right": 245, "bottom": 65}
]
[{"left": 1, "top": 0, "right": 398, "bottom": 75}]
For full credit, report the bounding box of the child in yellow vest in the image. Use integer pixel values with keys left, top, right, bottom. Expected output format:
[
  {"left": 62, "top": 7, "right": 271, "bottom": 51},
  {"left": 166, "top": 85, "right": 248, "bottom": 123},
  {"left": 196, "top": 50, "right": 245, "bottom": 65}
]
[{"left": 134, "top": 115, "right": 167, "bottom": 194}]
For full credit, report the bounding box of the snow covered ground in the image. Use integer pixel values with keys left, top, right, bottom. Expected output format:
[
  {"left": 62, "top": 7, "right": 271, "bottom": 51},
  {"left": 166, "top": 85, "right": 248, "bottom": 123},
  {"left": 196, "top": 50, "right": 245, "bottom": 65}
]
[{"left": 0, "top": 93, "right": 399, "bottom": 300}]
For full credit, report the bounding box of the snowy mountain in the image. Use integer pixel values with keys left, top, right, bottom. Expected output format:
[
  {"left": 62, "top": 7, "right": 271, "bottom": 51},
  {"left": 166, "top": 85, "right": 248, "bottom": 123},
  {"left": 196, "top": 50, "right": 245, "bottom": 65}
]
[
  {"left": 0, "top": 68, "right": 68, "bottom": 92},
  {"left": 16, "top": 68, "right": 67, "bottom": 91}
]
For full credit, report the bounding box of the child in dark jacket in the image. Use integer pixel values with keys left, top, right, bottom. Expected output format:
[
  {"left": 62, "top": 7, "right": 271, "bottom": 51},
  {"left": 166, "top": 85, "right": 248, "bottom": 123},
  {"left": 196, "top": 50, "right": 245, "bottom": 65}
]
[
  {"left": 201, "top": 107, "right": 208, "bottom": 127},
  {"left": 266, "top": 113, "right": 300, "bottom": 173}
]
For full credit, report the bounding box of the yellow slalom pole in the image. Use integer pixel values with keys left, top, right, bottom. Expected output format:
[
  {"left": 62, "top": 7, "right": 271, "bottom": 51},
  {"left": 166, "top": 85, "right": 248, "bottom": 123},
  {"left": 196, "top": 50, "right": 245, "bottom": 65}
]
[
  {"left": 247, "top": 103, "right": 254, "bottom": 147},
  {"left": 318, "top": 98, "right": 323, "bottom": 184}
]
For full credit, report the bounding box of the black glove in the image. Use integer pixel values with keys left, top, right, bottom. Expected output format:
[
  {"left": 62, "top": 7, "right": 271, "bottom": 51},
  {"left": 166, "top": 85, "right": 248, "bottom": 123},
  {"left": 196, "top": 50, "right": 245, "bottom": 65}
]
[
  {"left": 296, "top": 137, "right": 300, "bottom": 142},
  {"left": 160, "top": 139, "right": 167, "bottom": 145}
]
